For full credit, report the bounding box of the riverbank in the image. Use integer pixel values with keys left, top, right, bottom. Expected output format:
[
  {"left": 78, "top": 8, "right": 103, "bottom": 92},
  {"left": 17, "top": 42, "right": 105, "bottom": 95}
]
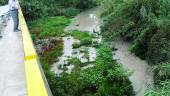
[
  {"left": 61, "top": 6, "right": 153, "bottom": 96},
  {"left": 30, "top": 7, "right": 134, "bottom": 95},
  {"left": 63, "top": 6, "right": 153, "bottom": 96}
]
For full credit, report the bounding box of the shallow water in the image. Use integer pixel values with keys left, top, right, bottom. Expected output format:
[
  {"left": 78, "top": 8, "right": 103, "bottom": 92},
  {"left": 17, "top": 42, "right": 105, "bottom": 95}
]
[
  {"left": 52, "top": 7, "right": 102, "bottom": 74},
  {"left": 65, "top": 7, "right": 102, "bottom": 33},
  {"left": 88, "top": 47, "right": 96, "bottom": 62},
  {"left": 51, "top": 37, "right": 74, "bottom": 74},
  {"left": 63, "top": 37, "right": 74, "bottom": 57},
  {"left": 113, "top": 39, "right": 154, "bottom": 96}
]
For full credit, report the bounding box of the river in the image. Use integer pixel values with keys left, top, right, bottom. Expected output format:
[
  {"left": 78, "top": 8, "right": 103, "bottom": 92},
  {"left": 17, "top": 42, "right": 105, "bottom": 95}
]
[
  {"left": 113, "top": 39, "right": 153, "bottom": 96},
  {"left": 53, "top": 7, "right": 154, "bottom": 96}
]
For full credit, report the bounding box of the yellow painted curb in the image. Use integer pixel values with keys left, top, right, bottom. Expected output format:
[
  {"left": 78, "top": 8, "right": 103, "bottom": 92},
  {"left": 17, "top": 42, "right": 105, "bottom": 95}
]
[
  {"left": 25, "top": 55, "right": 37, "bottom": 61},
  {"left": 19, "top": 5, "right": 49, "bottom": 96},
  {"left": 19, "top": 10, "right": 37, "bottom": 58},
  {"left": 25, "top": 59, "right": 49, "bottom": 96}
]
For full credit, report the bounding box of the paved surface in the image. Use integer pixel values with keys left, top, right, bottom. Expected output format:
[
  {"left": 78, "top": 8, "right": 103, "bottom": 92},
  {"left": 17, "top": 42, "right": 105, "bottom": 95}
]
[
  {"left": 0, "top": 17, "right": 27, "bottom": 95},
  {"left": 0, "top": 5, "right": 9, "bottom": 16}
]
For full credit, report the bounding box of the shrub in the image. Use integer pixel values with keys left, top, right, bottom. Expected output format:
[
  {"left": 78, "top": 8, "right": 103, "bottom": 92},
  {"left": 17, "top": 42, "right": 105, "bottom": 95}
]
[
  {"left": 154, "top": 62, "right": 170, "bottom": 84},
  {"left": 145, "top": 80, "right": 170, "bottom": 96},
  {"left": 80, "top": 38, "right": 92, "bottom": 46},
  {"left": 20, "top": 0, "right": 49, "bottom": 21},
  {"left": 20, "top": 0, "right": 97, "bottom": 21},
  {"left": 71, "top": 30, "right": 92, "bottom": 41},
  {"left": 0, "top": 0, "right": 7, "bottom": 5},
  {"left": 73, "top": 43, "right": 81, "bottom": 49},
  {"left": 68, "top": 58, "right": 81, "bottom": 68},
  {"left": 100, "top": 0, "right": 170, "bottom": 64},
  {"left": 79, "top": 45, "right": 134, "bottom": 96},
  {"left": 71, "top": 30, "right": 93, "bottom": 46}
]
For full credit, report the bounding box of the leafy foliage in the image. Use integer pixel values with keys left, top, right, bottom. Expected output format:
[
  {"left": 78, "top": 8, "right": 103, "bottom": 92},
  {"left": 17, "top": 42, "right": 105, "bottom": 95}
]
[
  {"left": 42, "top": 44, "right": 134, "bottom": 96},
  {"left": 145, "top": 80, "right": 170, "bottom": 96},
  {"left": 23, "top": 0, "right": 141, "bottom": 95},
  {"left": 100, "top": 0, "right": 170, "bottom": 63},
  {"left": 0, "top": 0, "right": 7, "bottom": 5},
  {"left": 20, "top": 0, "right": 97, "bottom": 21},
  {"left": 79, "top": 45, "right": 134, "bottom": 96},
  {"left": 99, "top": 0, "right": 170, "bottom": 94},
  {"left": 71, "top": 30, "right": 93, "bottom": 46},
  {"left": 68, "top": 58, "right": 81, "bottom": 68},
  {"left": 29, "top": 16, "right": 70, "bottom": 39},
  {"left": 71, "top": 30, "right": 93, "bottom": 41}
]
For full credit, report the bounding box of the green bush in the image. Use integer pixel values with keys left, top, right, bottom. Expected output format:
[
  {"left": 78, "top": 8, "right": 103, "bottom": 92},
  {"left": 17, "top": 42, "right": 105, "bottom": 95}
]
[
  {"left": 0, "top": 0, "right": 7, "bottom": 5},
  {"left": 71, "top": 30, "right": 92, "bottom": 40},
  {"left": 147, "top": 19, "right": 170, "bottom": 64},
  {"left": 79, "top": 45, "right": 134, "bottom": 96},
  {"left": 80, "top": 38, "right": 92, "bottom": 46},
  {"left": 100, "top": 0, "right": 170, "bottom": 92},
  {"left": 71, "top": 30, "right": 93, "bottom": 46},
  {"left": 73, "top": 43, "right": 81, "bottom": 49},
  {"left": 68, "top": 58, "right": 81, "bottom": 68},
  {"left": 43, "top": 44, "right": 134, "bottom": 96},
  {"left": 100, "top": 0, "right": 170, "bottom": 63},
  {"left": 145, "top": 80, "right": 170, "bottom": 96},
  {"left": 20, "top": 0, "right": 49, "bottom": 21},
  {"left": 20, "top": 0, "right": 97, "bottom": 21},
  {"left": 154, "top": 62, "right": 170, "bottom": 84}
]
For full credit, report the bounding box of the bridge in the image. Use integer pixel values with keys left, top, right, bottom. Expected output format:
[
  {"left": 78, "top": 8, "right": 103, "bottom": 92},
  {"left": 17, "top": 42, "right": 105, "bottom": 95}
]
[{"left": 0, "top": 5, "right": 52, "bottom": 96}]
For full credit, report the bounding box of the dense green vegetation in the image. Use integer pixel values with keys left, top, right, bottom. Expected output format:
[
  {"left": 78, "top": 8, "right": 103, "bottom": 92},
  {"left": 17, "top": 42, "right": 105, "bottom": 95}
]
[
  {"left": 71, "top": 30, "right": 93, "bottom": 46},
  {"left": 0, "top": 0, "right": 169, "bottom": 95},
  {"left": 29, "top": 15, "right": 134, "bottom": 95},
  {"left": 22, "top": 0, "right": 170, "bottom": 95},
  {"left": 29, "top": 10, "right": 134, "bottom": 95},
  {"left": 20, "top": 0, "right": 97, "bottom": 21},
  {"left": 29, "top": 16, "right": 70, "bottom": 39},
  {"left": 29, "top": 16, "right": 70, "bottom": 65},
  {"left": 145, "top": 80, "right": 170, "bottom": 96},
  {"left": 80, "top": 45, "right": 134, "bottom": 96},
  {"left": 71, "top": 30, "right": 93, "bottom": 41},
  {"left": 0, "top": 0, "right": 7, "bottom": 5},
  {"left": 29, "top": 16, "right": 69, "bottom": 65},
  {"left": 44, "top": 45, "right": 134, "bottom": 96},
  {"left": 99, "top": 0, "right": 170, "bottom": 94}
]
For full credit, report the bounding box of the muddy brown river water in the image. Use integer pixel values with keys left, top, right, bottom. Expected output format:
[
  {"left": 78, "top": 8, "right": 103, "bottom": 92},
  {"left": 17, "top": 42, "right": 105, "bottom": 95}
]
[{"left": 113, "top": 39, "right": 153, "bottom": 96}]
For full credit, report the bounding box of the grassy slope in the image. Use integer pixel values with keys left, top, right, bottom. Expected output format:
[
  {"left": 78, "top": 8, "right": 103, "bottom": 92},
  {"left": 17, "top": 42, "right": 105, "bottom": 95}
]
[
  {"left": 29, "top": 16, "right": 70, "bottom": 39},
  {"left": 29, "top": 16, "right": 71, "bottom": 65}
]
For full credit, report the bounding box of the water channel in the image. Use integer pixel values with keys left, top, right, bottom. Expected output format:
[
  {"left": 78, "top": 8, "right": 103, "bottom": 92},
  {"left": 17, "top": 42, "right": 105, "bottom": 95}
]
[{"left": 52, "top": 7, "right": 154, "bottom": 96}]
